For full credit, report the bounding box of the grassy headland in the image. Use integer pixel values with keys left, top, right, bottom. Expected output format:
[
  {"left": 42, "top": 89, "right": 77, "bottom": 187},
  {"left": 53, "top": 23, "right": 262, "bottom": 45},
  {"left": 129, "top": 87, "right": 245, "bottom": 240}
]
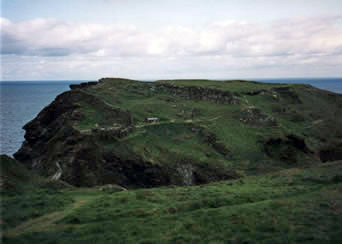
[{"left": 3, "top": 78, "right": 342, "bottom": 242}]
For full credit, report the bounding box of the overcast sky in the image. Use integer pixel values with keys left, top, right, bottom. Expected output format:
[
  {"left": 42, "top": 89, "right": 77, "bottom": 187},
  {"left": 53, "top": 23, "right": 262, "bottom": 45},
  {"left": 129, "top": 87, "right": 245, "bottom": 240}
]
[{"left": 1, "top": 0, "right": 342, "bottom": 80}]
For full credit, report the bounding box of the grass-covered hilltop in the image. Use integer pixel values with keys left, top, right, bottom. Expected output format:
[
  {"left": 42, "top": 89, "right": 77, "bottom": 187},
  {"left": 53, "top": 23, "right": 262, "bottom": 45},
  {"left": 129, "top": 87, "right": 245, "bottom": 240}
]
[
  {"left": 2, "top": 78, "right": 342, "bottom": 243},
  {"left": 13, "top": 78, "right": 342, "bottom": 187}
]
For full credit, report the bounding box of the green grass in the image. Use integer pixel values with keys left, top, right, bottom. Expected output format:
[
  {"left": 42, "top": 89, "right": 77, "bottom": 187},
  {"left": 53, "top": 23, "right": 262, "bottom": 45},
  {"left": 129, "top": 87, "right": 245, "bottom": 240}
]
[
  {"left": 3, "top": 161, "right": 342, "bottom": 243},
  {"left": 66, "top": 78, "right": 342, "bottom": 177},
  {"left": 4, "top": 78, "right": 342, "bottom": 242},
  {"left": 156, "top": 79, "right": 295, "bottom": 93},
  {"left": 0, "top": 155, "right": 74, "bottom": 231},
  {"left": 1, "top": 189, "right": 74, "bottom": 231}
]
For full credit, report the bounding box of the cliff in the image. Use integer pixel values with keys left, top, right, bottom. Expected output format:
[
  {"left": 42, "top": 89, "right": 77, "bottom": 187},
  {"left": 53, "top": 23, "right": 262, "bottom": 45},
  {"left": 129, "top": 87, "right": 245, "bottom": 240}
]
[{"left": 14, "top": 78, "right": 342, "bottom": 187}]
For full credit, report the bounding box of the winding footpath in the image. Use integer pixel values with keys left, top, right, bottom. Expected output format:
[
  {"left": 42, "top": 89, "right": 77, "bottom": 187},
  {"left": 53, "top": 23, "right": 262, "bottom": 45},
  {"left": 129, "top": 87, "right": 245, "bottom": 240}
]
[{"left": 4, "top": 195, "right": 98, "bottom": 237}]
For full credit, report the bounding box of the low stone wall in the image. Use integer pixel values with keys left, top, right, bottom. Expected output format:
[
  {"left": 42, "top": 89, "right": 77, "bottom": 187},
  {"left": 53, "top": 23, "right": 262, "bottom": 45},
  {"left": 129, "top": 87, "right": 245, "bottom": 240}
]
[
  {"left": 155, "top": 84, "right": 240, "bottom": 104},
  {"left": 70, "top": 81, "right": 98, "bottom": 90},
  {"left": 92, "top": 126, "right": 136, "bottom": 140}
]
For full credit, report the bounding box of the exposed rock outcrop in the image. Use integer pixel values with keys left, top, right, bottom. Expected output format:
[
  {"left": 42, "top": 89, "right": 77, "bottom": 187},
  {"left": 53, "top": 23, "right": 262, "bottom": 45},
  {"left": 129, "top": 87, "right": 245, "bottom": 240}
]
[
  {"left": 155, "top": 84, "right": 240, "bottom": 104},
  {"left": 272, "top": 87, "right": 302, "bottom": 104},
  {"left": 264, "top": 135, "right": 313, "bottom": 163},
  {"left": 239, "top": 107, "right": 277, "bottom": 127},
  {"left": 92, "top": 126, "right": 136, "bottom": 140},
  {"left": 13, "top": 86, "right": 238, "bottom": 188},
  {"left": 70, "top": 81, "right": 98, "bottom": 90},
  {"left": 14, "top": 89, "right": 136, "bottom": 186},
  {"left": 14, "top": 78, "right": 342, "bottom": 188},
  {"left": 319, "top": 143, "right": 342, "bottom": 162}
]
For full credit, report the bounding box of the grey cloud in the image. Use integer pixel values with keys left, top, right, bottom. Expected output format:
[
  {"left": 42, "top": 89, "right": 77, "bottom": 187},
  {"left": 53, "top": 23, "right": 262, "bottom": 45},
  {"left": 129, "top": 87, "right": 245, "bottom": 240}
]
[
  {"left": 1, "top": 16, "right": 342, "bottom": 80},
  {"left": 1, "top": 32, "right": 28, "bottom": 55},
  {"left": 1, "top": 16, "right": 342, "bottom": 59},
  {"left": 35, "top": 48, "right": 72, "bottom": 57}
]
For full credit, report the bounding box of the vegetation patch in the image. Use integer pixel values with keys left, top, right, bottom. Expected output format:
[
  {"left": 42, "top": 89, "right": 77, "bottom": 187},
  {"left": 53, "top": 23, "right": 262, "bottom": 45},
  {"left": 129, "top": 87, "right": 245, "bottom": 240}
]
[
  {"left": 264, "top": 135, "right": 312, "bottom": 164},
  {"left": 3, "top": 161, "right": 342, "bottom": 243},
  {"left": 13, "top": 78, "right": 342, "bottom": 187}
]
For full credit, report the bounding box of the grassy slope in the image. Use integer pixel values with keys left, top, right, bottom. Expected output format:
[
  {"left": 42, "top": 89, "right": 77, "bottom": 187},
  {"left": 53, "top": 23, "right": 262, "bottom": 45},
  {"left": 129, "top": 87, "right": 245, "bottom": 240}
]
[
  {"left": 0, "top": 155, "right": 73, "bottom": 231},
  {"left": 4, "top": 79, "right": 342, "bottom": 242},
  {"left": 72, "top": 79, "right": 342, "bottom": 175},
  {"left": 156, "top": 79, "right": 293, "bottom": 92},
  {"left": 3, "top": 160, "right": 342, "bottom": 243}
]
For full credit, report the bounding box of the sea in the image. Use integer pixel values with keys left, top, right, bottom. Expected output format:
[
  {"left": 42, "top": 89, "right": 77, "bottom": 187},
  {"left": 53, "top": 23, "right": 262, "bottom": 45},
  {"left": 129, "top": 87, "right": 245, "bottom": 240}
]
[
  {"left": 0, "top": 81, "right": 81, "bottom": 156},
  {"left": 1, "top": 78, "right": 342, "bottom": 156}
]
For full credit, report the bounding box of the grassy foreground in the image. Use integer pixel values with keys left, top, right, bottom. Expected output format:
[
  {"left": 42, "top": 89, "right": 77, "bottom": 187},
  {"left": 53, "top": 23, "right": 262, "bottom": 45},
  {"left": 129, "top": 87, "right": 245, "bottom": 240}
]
[
  {"left": 3, "top": 78, "right": 342, "bottom": 242},
  {"left": 2, "top": 159, "right": 342, "bottom": 243}
]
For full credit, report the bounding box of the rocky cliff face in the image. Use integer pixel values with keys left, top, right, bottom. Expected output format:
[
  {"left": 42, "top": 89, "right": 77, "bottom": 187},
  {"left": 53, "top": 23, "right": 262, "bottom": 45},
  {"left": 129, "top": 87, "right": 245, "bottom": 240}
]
[
  {"left": 155, "top": 84, "right": 240, "bottom": 104},
  {"left": 14, "top": 81, "right": 240, "bottom": 187},
  {"left": 14, "top": 78, "right": 342, "bottom": 188},
  {"left": 14, "top": 89, "right": 139, "bottom": 187}
]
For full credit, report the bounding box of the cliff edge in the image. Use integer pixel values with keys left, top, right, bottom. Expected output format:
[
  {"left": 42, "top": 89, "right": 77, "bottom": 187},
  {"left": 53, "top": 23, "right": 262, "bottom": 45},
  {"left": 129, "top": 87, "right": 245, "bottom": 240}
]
[{"left": 14, "top": 78, "right": 342, "bottom": 187}]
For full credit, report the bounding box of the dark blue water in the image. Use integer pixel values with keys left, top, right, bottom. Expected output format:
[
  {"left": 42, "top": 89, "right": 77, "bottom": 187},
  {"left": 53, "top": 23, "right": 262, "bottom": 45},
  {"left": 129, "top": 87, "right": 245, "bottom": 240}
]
[
  {"left": 252, "top": 78, "right": 342, "bottom": 94},
  {"left": 1, "top": 78, "right": 341, "bottom": 156},
  {"left": 0, "top": 81, "right": 81, "bottom": 156}
]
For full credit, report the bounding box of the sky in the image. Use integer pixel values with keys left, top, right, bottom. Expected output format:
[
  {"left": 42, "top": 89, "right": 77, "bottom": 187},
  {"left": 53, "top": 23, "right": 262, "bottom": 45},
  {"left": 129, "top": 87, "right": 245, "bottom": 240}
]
[{"left": 1, "top": 0, "right": 342, "bottom": 80}]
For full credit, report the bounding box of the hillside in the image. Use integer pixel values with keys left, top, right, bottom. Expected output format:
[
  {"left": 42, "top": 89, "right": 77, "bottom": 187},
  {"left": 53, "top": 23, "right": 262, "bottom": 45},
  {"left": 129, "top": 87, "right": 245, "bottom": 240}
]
[
  {"left": 13, "top": 78, "right": 342, "bottom": 187},
  {"left": 2, "top": 157, "right": 342, "bottom": 243},
  {"left": 3, "top": 78, "right": 342, "bottom": 243},
  {"left": 0, "top": 155, "right": 73, "bottom": 233}
]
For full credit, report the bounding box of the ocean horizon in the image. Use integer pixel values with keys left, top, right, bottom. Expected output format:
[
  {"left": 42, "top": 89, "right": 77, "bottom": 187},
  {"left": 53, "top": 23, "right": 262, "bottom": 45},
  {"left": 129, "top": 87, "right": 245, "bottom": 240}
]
[{"left": 1, "top": 77, "right": 342, "bottom": 156}]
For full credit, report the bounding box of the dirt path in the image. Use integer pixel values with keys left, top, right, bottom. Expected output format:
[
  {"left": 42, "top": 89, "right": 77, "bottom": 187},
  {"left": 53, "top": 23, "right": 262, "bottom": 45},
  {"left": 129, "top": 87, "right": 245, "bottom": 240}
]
[
  {"left": 79, "top": 116, "right": 223, "bottom": 135},
  {"left": 4, "top": 197, "right": 92, "bottom": 237},
  {"left": 135, "top": 116, "right": 222, "bottom": 128}
]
